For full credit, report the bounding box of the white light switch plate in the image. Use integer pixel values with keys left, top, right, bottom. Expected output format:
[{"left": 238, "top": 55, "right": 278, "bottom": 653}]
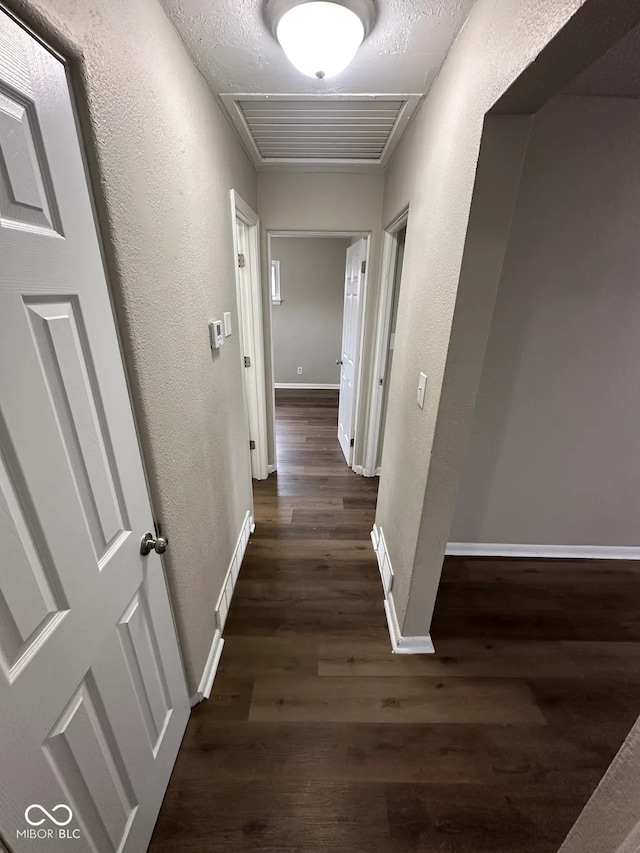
[
  {"left": 223, "top": 311, "right": 232, "bottom": 337},
  {"left": 417, "top": 372, "right": 427, "bottom": 408}
]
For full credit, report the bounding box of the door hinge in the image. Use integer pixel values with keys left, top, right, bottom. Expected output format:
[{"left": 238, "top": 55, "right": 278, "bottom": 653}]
[
  {"left": 361, "top": 260, "right": 366, "bottom": 274},
  {"left": 350, "top": 438, "right": 355, "bottom": 447},
  {"left": 249, "top": 440, "right": 256, "bottom": 450},
  {"left": 238, "top": 253, "right": 246, "bottom": 268},
  {"left": 244, "top": 355, "right": 251, "bottom": 368}
]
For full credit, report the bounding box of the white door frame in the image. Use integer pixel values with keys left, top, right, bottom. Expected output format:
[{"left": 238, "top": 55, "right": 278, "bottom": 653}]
[
  {"left": 267, "top": 230, "right": 371, "bottom": 475},
  {"left": 231, "top": 190, "right": 269, "bottom": 480},
  {"left": 363, "top": 207, "right": 409, "bottom": 477}
]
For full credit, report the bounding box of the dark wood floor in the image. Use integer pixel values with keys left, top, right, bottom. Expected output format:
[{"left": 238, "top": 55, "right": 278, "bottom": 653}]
[{"left": 150, "top": 389, "right": 640, "bottom": 852}]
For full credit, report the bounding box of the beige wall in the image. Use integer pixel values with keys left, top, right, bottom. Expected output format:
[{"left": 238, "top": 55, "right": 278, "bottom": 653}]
[
  {"left": 12, "top": 0, "right": 257, "bottom": 693},
  {"left": 258, "top": 172, "right": 384, "bottom": 467},
  {"left": 374, "top": 0, "right": 594, "bottom": 637},
  {"left": 271, "top": 237, "right": 350, "bottom": 386},
  {"left": 452, "top": 94, "right": 640, "bottom": 547},
  {"left": 560, "top": 713, "right": 640, "bottom": 853}
]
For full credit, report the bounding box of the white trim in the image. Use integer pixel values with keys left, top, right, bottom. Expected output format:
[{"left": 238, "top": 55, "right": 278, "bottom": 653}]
[
  {"left": 446, "top": 542, "right": 640, "bottom": 560},
  {"left": 190, "top": 510, "right": 253, "bottom": 705},
  {"left": 267, "top": 463, "right": 277, "bottom": 475},
  {"left": 371, "top": 524, "right": 434, "bottom": 654},
  {"left": 269, "top": 230, "right": 370, "bottom": 239},
  {"left": 383, "top": 593, "right": 435, "bottom": 655},
  {"left": 231, "top": 190, "right": 269, "bottom": 481},
  {"left": 190, "top": 630, "right": 224, "bottom": 707},
  {"left": 378, "top": 100, "right": 421, "bottom": 167},
  {"left": 274, "top": 383, "right": 340, "bottom": 390},
  {"left": 384, "top": 207, "right": 412, "bottom": 235},
  {"left": 363, "top": 208, "right": 409, "bottom": 477}
]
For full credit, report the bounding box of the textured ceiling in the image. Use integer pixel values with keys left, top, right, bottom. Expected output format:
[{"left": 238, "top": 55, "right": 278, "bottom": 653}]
[
  {"left": 564, "top": 21, "right": 640, "bottom": 99},
  {"left": 160, "top": 0, "right": 475, "bottom": 96}
]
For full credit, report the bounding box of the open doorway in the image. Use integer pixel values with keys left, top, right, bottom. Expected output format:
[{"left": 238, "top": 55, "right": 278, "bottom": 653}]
[
  {"left": 377, "top": 225, "right": 405, "bottom": 470},
  {"left": 267, "top": 232, "right": 370, "bottom": 474},
  {"left": 366, "top": 210, "right": 408, "bottom": 476},
  {"left": 231, "top": 190, "right": 269, "bottom": 482}
]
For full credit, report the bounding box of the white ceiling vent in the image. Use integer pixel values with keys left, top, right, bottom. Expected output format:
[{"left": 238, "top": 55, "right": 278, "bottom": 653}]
[{"left": 220, "top": 94, "right": 421, "bottom": 171}]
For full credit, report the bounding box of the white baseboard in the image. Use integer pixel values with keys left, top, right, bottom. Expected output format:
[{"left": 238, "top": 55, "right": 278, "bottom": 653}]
[
  {"left": 358, "top": 465, "right": 379, "bottom": 478},
  {"left": 375, "top": 466, "right": 381, "bottom": 476},
  {"left": 274, "top": 383, "right": 340, "bottom": 390},
  {"left": 190, "top": 630, "right": 224, "bottom": 707},
  {"left": 383, "top": 592, "right": 435, "bottom": 655},
  {"left": 190, "top": 509, "right": 253, "bottom": 705},
  {"left": 372, "top": 524, "right": 393, "bottom": 594},
  {"left": 446, "top": 542, "right": 640, "bottom": 560},
  {"left": 353, "top": 464, "right": 364, "bottom": 476},
  {"left": 371, "top": 524, "right": 434, "bottom": 655},
  {"left": 267, "top": 463, "right": 277, "bottom": 475}
]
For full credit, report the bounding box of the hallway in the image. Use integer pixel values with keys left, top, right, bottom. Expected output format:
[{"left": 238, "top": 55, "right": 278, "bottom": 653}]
[{"left": 149, "top": 391, "right": 640, "bottom": 852}]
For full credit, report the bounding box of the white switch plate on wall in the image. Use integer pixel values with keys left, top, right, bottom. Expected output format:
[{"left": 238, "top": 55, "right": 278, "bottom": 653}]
[
  {"left": 417, "top": 372, "right": 427, "bottom": 408},
  {"left": 223, "top": 312, "right": 232, "bottom": 337}
]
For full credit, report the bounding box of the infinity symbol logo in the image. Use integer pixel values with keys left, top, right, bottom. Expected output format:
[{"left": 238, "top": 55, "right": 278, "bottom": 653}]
[{"left": 25, "top": 804, "right": 73, "bottom": 827}]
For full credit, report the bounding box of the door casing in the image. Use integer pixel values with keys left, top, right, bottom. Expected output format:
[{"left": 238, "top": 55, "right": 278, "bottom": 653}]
[
  {"left": 364, "top": 207, "right": 409, "bottom": 477},
  {"left": 231, "top": 190, "right": 269, "bottom": 482}
]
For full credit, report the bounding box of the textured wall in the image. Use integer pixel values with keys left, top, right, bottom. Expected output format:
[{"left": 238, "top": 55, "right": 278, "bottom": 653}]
[
  {"left": 11, "top": 0, "right": 257, "bottom": 692},
  {"left": 257, "top": 172, "right": 385, "bottom": 468},
  {"left": 452, "top": 95, "right": 640, "bottom": 547},
  {"left": 560, "top": 713, "right": 640, "bottom": 853},
  {"left": 375, "top": 0, "right": 589, "bottom": 636},
  {"left": 271, "top": 237, "right": 350, "bottom": 386}
]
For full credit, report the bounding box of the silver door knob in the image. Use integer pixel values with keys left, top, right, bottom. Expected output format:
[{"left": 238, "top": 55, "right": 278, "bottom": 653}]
[{"left": 140, "top": 532, "right": 169, "bottom": 556}]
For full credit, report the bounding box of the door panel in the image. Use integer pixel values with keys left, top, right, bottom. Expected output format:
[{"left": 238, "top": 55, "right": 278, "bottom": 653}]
[
  {"left": 337, "top": 238, "right": 367, "bottom": 465},
  {"left": 0, "top": 441, "right": 66, "bottom": 677},
  {"left": 0, "top": 12, "right": 189, "bottom": 852},
  {"left": 43, "top": 677, "right": 138, "bottom": 851},
  {"left": 118, "top": 590, "right": 171, "bottom": 750}
]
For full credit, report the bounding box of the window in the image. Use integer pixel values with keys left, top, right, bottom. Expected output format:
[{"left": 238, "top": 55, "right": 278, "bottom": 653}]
[{"left": 270, "top": 259, "right": 282, "bottom": 304}]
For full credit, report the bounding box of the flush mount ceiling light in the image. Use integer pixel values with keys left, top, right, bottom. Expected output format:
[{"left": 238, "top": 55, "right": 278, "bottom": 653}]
[{"left": 266, "top": 0, "right": 376, "bottom": 79}]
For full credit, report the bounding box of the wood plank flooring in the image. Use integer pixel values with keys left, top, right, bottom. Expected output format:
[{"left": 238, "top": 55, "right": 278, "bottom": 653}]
[{"left": 149, "top": 389, "right": 640, "bottom": 852}]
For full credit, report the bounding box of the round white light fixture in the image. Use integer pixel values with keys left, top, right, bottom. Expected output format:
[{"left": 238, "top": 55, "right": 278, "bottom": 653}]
[{"left": 271, "top": 1, "right": 373, "bottom": 79}]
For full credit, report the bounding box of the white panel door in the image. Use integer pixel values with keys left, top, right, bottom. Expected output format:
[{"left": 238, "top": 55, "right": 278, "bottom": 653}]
[
  {"left": 0, "top": 12, "right": 189, "bottom": 853},
  {"left": 337, "top": 238, "right": 367, "bottom": 465},
  {"left": 235, "top": 218, "right": 259, "bottom": 478}
]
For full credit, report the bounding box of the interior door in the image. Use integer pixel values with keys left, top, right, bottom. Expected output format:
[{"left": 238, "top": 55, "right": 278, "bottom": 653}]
[
  {"left": 337, "top": 238, "right": 367, "bottom": 465},
  {"left": 235, "top": 217, "right": 260, "bottom": 478},
  {"left": 0, "top": 12, "right": 189, "bottom": 852}
]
